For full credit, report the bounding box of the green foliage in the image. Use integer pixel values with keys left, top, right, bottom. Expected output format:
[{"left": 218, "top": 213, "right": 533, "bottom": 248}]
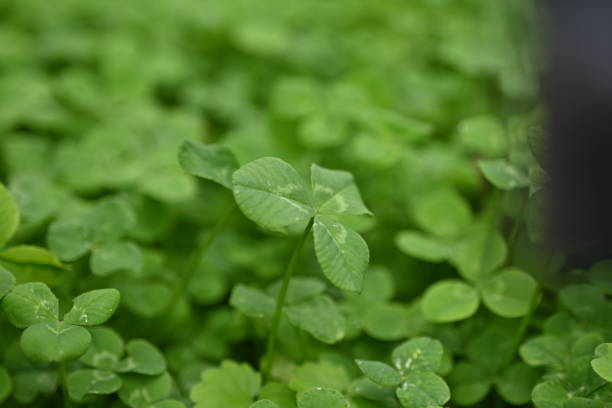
[
  {"left": 421, "top": 280, "right": 480, "bottom": 322},
  {"left": 0, "top": 1, "right": 597, "bottom": 408},
  {"left": 48, "top": 199, "right": 143, "bottom": 276},
  {"left": 297, "top": 388, "right": 349, "bottom": 408},
  {"left": 191, "top": 361, "right": 261, "bottom": 408}
]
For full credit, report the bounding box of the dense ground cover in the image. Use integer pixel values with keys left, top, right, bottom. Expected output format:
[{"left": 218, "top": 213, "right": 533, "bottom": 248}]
[{"left": 1, "top": 0, "right": 611, "bottom": 407}]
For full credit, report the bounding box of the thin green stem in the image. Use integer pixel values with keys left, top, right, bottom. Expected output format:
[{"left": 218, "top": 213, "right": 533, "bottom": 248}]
[
  {"left": 59, "top": 361, "right": 70, "bottom": 408},
  {"left": 503, "top": 287, "right": 540, "bottom": 368},
  {"left": 502, "top": 251, "right": 557, "bottom": 368},
  {"left": 505, "top": 192, "right": 529, "bottom": 264},
  {"left": 165, "top": 204, "right": 236, "bottom": 313},
  {"left": 264, "top": 218, "right": 314, "bottom": 380},
  {"left": 585, "top": 381, "right": 608, "bottom": 397}
]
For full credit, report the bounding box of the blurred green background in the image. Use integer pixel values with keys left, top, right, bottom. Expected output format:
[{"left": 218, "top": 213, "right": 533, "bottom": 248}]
[{"left": 0, "top": 0, "right": 541, "bottom": 406}]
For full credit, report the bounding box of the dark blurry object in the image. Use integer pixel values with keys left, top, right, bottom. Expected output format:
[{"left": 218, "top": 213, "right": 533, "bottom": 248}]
[{"left": 543, "top": 0, "right": 612, "bottom": 256}]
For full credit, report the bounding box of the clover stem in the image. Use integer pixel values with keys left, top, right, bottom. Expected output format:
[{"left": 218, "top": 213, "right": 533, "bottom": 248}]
[
  {"left": 263, "top": 217, "right": 314, "bottom": 380},
  {"left": 165, "top": 204, "right": 236, "bottom": 313},
  {"left": 505, "top": 191, "right": 528, "bottom": 264},
  {"left": 502, "top": 251, "right": 557, "bottom": 368},
  {"left": 503, "top": 286, "right": 540, "bottom": 368},
  {"left": 59, "top": 361, "right": 70, "bottom": 408}
]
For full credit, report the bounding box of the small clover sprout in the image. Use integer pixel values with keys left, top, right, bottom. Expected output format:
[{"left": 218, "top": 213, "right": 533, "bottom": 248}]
[{"left": 355, "top": 337, "right": 450, "bottom": 408}]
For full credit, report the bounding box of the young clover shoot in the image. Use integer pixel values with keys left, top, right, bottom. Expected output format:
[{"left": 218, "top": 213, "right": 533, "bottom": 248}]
[
  {"left": 169, "top": 140, "right": 240, "bottom": 311},
  {"left": 231, "top": 157, "right": 373, "bottom": 378},
  {"left": 355, "top": 337, "right": 450, "bottom": 408},
  {"left": 1, "top": 284, "right": 120, "bottom": 407}
]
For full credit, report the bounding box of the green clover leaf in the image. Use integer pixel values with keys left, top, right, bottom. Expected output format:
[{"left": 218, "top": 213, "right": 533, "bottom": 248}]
[
  {"left": 421, "top": 280, "right": 480, "bottom": 323},
  {"left": 66, "top": 369, "right": 122, "bottom": 401},
  {"left": 355, "top": 360, "right": 402, "bottom": 387},
  {"left": 20, "top": 321, "right": 92, "bottom": 363},
  {"left": 297, "top": 388, "right": 349, "bottom": 408},
  {"left": 591, "top": 343, "right": 612, "bottom": 383},
  {"left": 64, "top": 288, "right": 121, "bottom": 326},
  {"left": 178, "top": 141, "right": 239, "bottom": 189},
  {"left": 190, "top": 361, "right": 261, "bottom": 408}
]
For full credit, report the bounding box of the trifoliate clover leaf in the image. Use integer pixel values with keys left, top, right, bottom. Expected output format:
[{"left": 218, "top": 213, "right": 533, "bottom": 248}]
[
  {"left": 2, "top": 282, "right": 59, "bottom": 328},
  {"left": 591, "top": 343, "right": 612, "bottom": 382},
  {"left": 412, "top": 187, "right": 472, "bottom": 239},
  {"left": 47, "top": 199, "right": 142, "bottom": 276},
  {"left": 447, "top": 362, "right": 491, "bottom": 405},
  {"left": 115, "top": 340, "right": 167, "bottom": 375},
  {"left": 355, "top": 360, "right": 402, "bottom": 387},
  {"left": 297, "top": 388, "right": 349, "bottom": 408},
  {"left": 396, "top": 371, "right": 450, "bottom": 408},
  {"left": 392, "top": 337, "right": 444, "bottom": 374},
  {"left": 450, "top": 225, "right": 507, "bottom": 282},
  {"left": 119, "top": 372, "right": 173, "bottom": 408},
  {"left": 0, "top": 366, "right": 11, "bottom": 404},
  {"left": 230, "top": 285, "right": 276, "bottom": 320},
  {"left": 479, "top": 268, "right": 538, "bottom": 318},
  {"left": 310, "top": 164, "right": 372, "bottom": 217},
  {"left": 421, "top": 280, "right": 480, "bottom": 323},
  {"left": 80, "top": 327, "right": 124, "bottom": 370},
  {"left": 289, "top": 361, "right": 350, "bottom": 393},
  {"left": 313, "top": 216, "right": 369, "bottom": 292},
  {"left": 20, "top": 321, "right": 91, "bottom": 363},
  {"left": 478, "top": 159, "right": 530, "bottom": 190},
  {"left": 67, "top": 369, "right": 122, "bottom": 401},
  {"left": 178, "top": 141, "right": 239, "bottom": 190},
  {"left": 64, "top": 288, "right": 120, "bottom": 326},
  {"left": 232, "top": 158, "right": 371, "bottom": 292},
  {"left": 0, "top": 182, "right": 19, "bottom": 248},
  {"left": 0, "top": 266, "right": 15, "bottom": 299},
  {"left": 190, "top": 361, "right": 261, "bottom": 408},
  {"left": 233, "top": 157, "right": 314, "bottom": 234},
  {"left": 285, "top": 295, "right": 346, "bottom": 344}
]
